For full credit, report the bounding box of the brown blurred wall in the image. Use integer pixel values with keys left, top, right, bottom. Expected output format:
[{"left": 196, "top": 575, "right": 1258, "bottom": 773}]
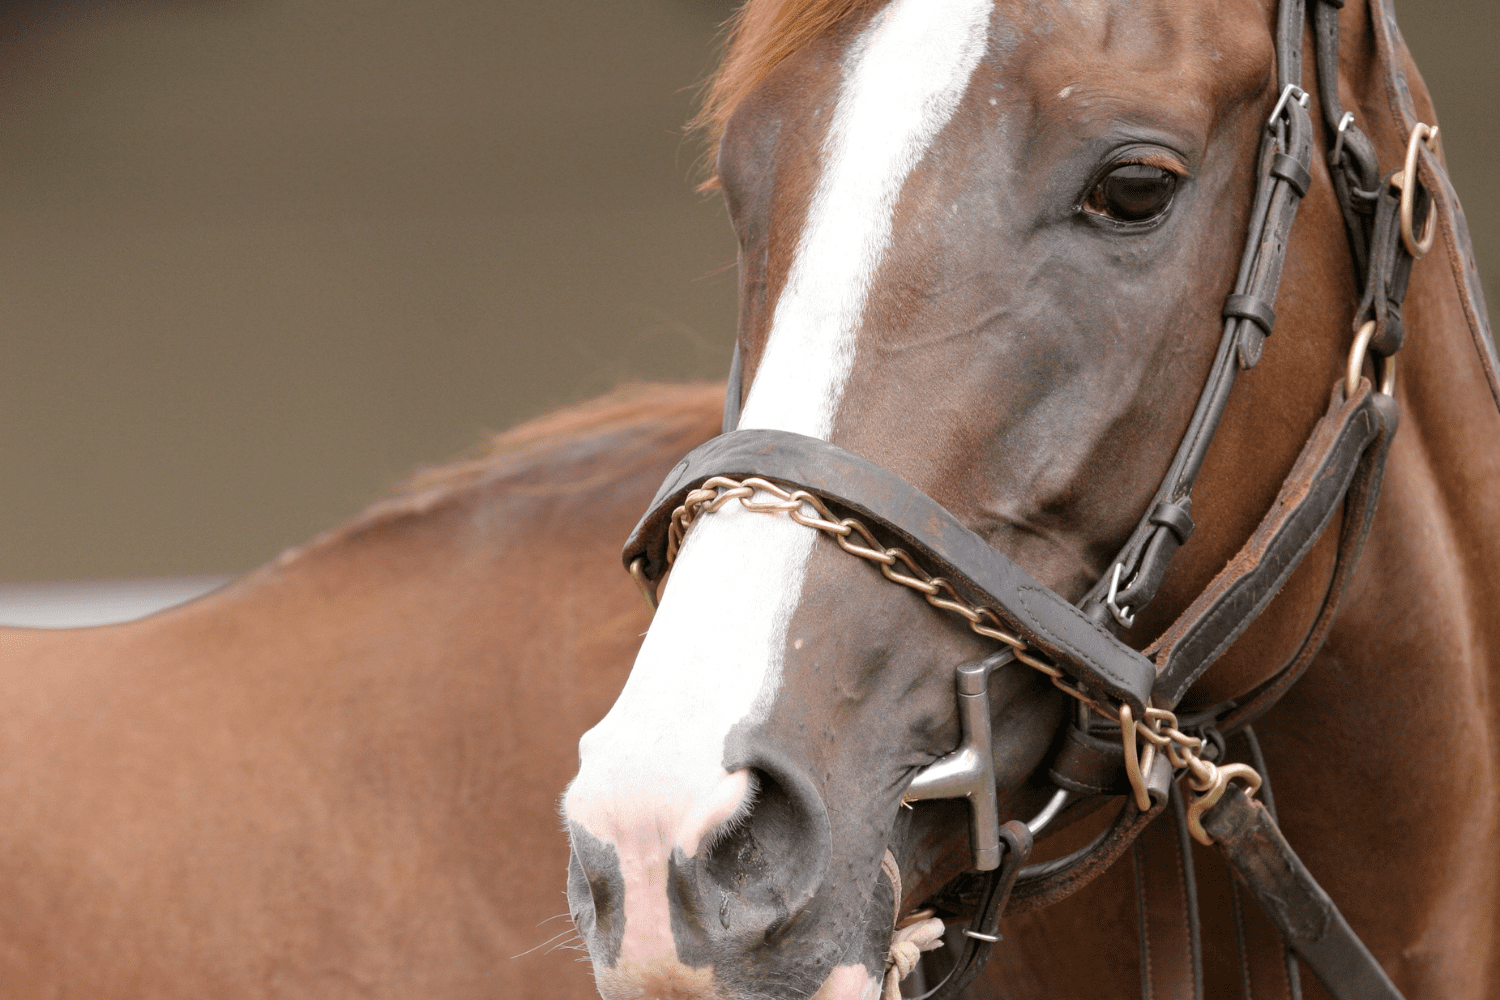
[{"left": 0, "top": 0, "right": 1493, "bottom": 582}]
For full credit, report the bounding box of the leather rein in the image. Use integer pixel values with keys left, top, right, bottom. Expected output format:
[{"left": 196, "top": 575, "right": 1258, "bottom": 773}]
[{"left": 622, "top": 0, "right": 1438, "bottom": 996}]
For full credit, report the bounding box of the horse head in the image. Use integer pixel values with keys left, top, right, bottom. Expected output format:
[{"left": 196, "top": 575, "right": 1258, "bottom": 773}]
[{"left": 562, "top": 0, "right": 1431, "bottom": 996}]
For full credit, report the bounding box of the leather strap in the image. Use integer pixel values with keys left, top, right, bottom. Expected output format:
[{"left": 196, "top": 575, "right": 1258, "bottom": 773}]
[
  {"left": 1314, "top": 0, "right": 1382, "bottom": 278},
  {"left": 1232, "top": 880, "right": 1302, "bottom": 1000},
  {"left": 1220, "top": 388, "right": 1398, "bottom": 733},
  {"left": 1147, "top": 380, "right": 1393, "bottom": 706},
  {"left": 1049, "top": 724, "right": 1131, "bottom": 797},
  {"left": 1357, "top": 175, "right": 1426, "bottom": 357},
  {"left": 1232, "top": 880, "right": 1303, "bottom": 1000},
  {"left": 1101, "top": 70, "right": 1316, "bottom": 619},
  {"left": 622, "top": 429, "right": 1157, "bottom": 713},
  {"left": 1203, "top": 786, "right": 1405, "bottom": 1000},
  {"left": 1368, "top": 0, "right": 1500, "bottom": 410},
  {"left": 1230, "top": 729, "right": 1304, "bottom": 1000},
  {"left": 916, "top": 821, "right": 1033, "bottom": 1000},
  {"left": 1133, "top": 782, "right": 1204, "bottom": 1000},
  {"left": 1008, "top": 750, "right": 1173, "bottom": 914}
]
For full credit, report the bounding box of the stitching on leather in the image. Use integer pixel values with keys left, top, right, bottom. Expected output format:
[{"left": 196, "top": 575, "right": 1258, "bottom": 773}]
[
  {"left": 1231, "top": 880, "right": 1254, "bottom": 1000},
  {"left": 1134, "top": 839, "right": 1154, "bottom": 1000},
  {"left": 1016, "top": 585, "right": 1141, "bottom": 696},
  {"left": 1152, "top": 397, "right": 1380, "bottom": 703},
  {"left": 1172, "top": 821, "right": 1194, "bottom": 994}
]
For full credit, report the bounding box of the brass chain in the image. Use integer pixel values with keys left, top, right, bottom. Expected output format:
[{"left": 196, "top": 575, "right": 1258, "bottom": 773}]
[{"left": 648, "top": 475, "right": 1260, "bottom": 845}]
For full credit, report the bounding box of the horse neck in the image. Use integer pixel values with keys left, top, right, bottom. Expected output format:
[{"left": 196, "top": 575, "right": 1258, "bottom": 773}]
[{"left": 1326, "top": 0, "right": 1500, "bottom": 713}]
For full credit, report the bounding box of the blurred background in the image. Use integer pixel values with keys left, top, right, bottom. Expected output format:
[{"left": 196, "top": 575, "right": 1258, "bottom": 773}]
[{"left": 0, "top": 0, "right": 1494, "bottom": 617}]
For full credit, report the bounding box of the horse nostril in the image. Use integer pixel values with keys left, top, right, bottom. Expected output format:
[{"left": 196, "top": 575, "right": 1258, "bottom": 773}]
[
  {"left": 696, "top": 765, "right": 830, "bottom": 944},
  {"left": 566, "top": 850, "right": 594, "bottom": 927},
  {"left": 566, "top": 825, "right": 625, "bottom": 964}
]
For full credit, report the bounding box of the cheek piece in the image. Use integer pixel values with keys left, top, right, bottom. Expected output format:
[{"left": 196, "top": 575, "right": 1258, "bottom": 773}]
[{"left": 622, "top": 1, "right": 1430, "bottom": 996}]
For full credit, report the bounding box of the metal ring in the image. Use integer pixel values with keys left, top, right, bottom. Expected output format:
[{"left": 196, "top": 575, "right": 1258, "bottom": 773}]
[
  {"left": 1185, "top": 763, "right": 1262, "bottom": 846},
  {"left": 1397, "top": 122, "right": 1439, "bottom": 258},
  {"left": 1345, "top": 320, "right": 1375, "bottom": 399},
  {"left": 1345, "top": 320, "right": 1398, "bottom": 400},
  {"left": 1024, "top": 788, "right": 1070, "bottom": 836}
]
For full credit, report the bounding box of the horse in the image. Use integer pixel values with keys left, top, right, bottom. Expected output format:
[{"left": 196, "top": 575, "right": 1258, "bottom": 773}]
[
  {"left": 562, "top": 0, "right": 1500, "bottom": 998},
  {"left": 0, "top": 382, "right": 724, "bottom": 998}
]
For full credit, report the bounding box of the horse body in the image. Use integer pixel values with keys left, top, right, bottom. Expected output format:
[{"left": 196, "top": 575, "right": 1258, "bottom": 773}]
[
  {"left": 565, "top": 1, "right": 1500, "bottom": 998},
  {"left": 0, "top": 384, "right": 723, "bottom": 998},
  {"left": 0, "top": 0, "right": 1493, "bottom": 995}
]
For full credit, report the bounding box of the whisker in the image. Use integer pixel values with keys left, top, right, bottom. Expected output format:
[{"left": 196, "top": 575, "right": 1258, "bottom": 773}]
[
  {"left": 510, "top": 927, "right": 582, "bottom": 960},
  {"left": 544, "top": 932, "right": 585, "bottom": 955}
]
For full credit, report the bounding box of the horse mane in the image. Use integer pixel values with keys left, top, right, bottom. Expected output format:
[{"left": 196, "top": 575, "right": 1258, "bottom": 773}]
[
  {"left": 264, "top": 381, "right": 723, "bottom": 569},
  {"left": 391, "top": 380, "right": 720, "bottom": 500},
  {"left": 695, "top": 0, "right": 881, "bottom": 143}
]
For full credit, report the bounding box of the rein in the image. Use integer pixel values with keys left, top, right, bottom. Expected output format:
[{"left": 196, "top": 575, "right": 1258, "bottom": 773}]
[{"left": 622, "top": 0, "right": 1441, "bottom": 996}]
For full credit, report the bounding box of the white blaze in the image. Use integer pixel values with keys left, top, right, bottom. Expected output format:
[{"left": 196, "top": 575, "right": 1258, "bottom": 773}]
[{"left": 567, "top": 0, "right": 993, "bottom": 979}]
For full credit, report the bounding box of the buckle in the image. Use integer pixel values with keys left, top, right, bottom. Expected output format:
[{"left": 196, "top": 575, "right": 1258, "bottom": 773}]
[
  {"left": 1266, "top": 83, "right": 1310, "bottom": 129},
  {"left": 1106, "top": 562, "right": 1136, "bottom": 629}
]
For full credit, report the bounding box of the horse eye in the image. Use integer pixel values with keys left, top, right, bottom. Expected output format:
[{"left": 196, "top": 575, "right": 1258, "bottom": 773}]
[{"left": 1083, "top": 163, "right": 1178, "bottom": 223}]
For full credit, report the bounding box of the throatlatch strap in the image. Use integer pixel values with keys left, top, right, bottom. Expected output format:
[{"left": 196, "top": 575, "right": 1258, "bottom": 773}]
[{"left": 623, "top": 429, "right": 1156, "bottom": 713}]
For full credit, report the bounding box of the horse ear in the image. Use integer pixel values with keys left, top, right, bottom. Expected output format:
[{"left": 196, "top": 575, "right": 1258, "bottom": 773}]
[{"left": 1358, "top": 0, "right": 1498, "bottom": 393}]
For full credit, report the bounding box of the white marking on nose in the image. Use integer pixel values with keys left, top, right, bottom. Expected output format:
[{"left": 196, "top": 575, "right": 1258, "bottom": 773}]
[
  {"left": 741, "top": 0, "right": 993, "bottom": 436},
  {"left": 679, "top": 769, "right": 755, "bottom": 857},
  {"left": 566, "top": 0, "right": 993, "bottom": 978}
]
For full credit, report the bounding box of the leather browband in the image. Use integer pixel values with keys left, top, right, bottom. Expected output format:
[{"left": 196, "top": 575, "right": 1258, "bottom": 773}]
[{"left": 622, "top": 429, "right": 1157, "bottom": 714}]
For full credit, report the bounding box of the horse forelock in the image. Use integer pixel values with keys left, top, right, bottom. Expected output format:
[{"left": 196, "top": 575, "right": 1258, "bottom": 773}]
[{"left": 697, "top": 0, "right": 887, "bottom": 147}]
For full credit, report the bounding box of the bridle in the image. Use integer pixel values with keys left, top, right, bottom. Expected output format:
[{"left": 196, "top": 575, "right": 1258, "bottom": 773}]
[{"left": 621, "top": 0, "right": 1439, "bottom": 997}]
